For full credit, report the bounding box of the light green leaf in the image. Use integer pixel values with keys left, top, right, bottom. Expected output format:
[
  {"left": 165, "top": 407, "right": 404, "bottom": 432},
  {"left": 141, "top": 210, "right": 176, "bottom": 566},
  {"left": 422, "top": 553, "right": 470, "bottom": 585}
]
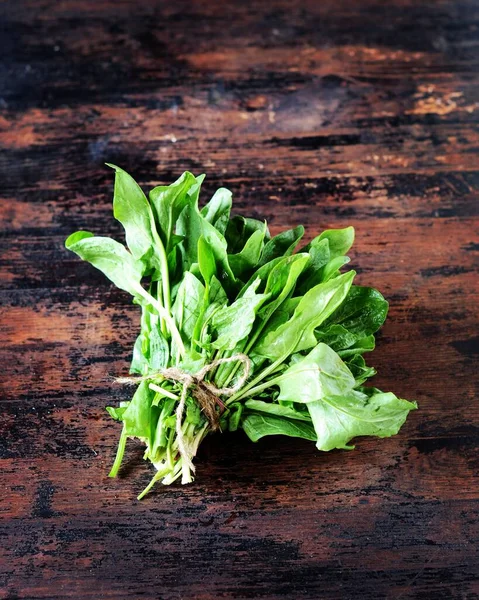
[
  {"left": 65, "top": 232, "right": 143, "bottom": 296},
  {"left": 197, "top": 235, "right": 217, "bottom": 285},
  {"left": 308, "top": 389, "right": 417, "bottom": 451},
  {"left": 307, "top": 227, "right": 355, "bottom": 259},
  {"left": 177, "top": 197, "right": 236, "bottom": 286},
  {"left": 276, "top": 343, "right": 356, "bottom": 403},
  {"left": 225, "top": 215, "right": 270, "bottom": 254},
  {"left": 122, "top": 381, "right": 154, "bottom": 442}
]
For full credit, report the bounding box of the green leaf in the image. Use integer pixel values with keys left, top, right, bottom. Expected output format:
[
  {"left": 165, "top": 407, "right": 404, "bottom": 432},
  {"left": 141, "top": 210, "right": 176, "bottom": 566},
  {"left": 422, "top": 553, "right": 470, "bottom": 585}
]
[
  {"left": 337, "top": 335, "right": 375, "bottom": 357},
  {"left": 149, "top": 171, "right": 198, "bottom": 251},
  {"left": 346, "top": 354, "right": 377, "bottom": 386},
  {"left": 211, "top": 280, "right": 269, "bottom": 350},
  {"left": 225, "top": 215, "right": 269, "bottom": 254},
  {"left": 148, "top": 326, "right": 169, "bottom": 370},
  {"left": 258, "top": 254, "right": 310, "bottom": 322},
  {"left": 259, "top": 225, "right": 304, "bottom": 266},
  {"left": 276, "top": 343, "right": 356, "bottom": 403},
  {"left": 65, "top": 232, "right": 144, "bottom": 296},
  {"left": 228, "top": 228, "right": 267, "bottom": 279},
  {"left": 197, "top": 235, "right": 217, "bottom": 285},
  {"left": 209, "top": 275, "right": 228, "bottom": 306},
  {"left": 201, "top": 187, "right": 232, "bottom": 235},
  {"left": 320, "top": 255, "right": 351, "bottom": 282},
  {"left": 315, "top": 324, "right": 375, "bottom": 357},
  {"left": 106, "top": 405, "right": 129, "bottom": 421},
  {"left": 122, "top": 381, "right": 154, "bottom": 442},
  {"left": 245, "top": 399, "right": 312, "bottom": 421},
  {"left": 228, "top": 403, "right": 243, "bottom": 432},
  {"left": 172, "top": 272, "right": 205, "bottom": 341},
  {"left": 295, "top": 238, "right": 331, "bottom": 294},
  {"left": 254, "top": 270, "right": 355, "bottom": 360},
  {"left": 177, "top": 196, "right": 236, "bottom": 286},
  {"left": 305, "top": 227, "right": 355, "bottom": 259},
  {"left": 308, "top": 390, "right": 417, "bottom": 451},
  {"left": 241, "top": 413, "right": 317, "bottom": 442},
  {"left": 106, "top": 164, "right": 156, "bottom": 262},
  {"left": 323, "top": 285, "right": 389, "bottom": 337}
]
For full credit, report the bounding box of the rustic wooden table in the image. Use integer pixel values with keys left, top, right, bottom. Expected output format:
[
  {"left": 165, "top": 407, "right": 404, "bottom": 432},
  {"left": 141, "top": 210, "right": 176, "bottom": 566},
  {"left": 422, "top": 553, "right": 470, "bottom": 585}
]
[{"left": 1, "top": 1, "right": 479, "bottom": 598}]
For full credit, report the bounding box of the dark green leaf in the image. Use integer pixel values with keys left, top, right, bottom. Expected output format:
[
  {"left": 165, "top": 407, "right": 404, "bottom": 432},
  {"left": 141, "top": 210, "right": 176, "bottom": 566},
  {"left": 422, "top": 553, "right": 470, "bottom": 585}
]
[
  {"left": 244, "top": 399, "right": 312, "bottom": 421},
  {"left": 254, "top": 270, "right": 355, "bottom": 360},
  {"left": 259, "top": 225, "right": 304, "bottom": 266},
  {"left": 242, "top": 413, "right": 317, "bottom": 442},
  {"left": 149, "top": 171, "right": 198, "bottom": 251}
]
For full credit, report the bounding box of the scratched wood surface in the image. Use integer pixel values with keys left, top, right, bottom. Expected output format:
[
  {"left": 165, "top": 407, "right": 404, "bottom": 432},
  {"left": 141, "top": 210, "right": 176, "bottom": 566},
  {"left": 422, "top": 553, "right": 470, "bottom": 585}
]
[{"left": 1, "top": 0, "right": 479, "bottom": 598}]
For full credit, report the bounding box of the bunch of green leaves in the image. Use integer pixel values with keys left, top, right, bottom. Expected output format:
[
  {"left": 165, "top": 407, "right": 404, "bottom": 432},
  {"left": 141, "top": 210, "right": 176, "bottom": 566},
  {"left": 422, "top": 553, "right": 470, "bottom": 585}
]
[{"left": 66, "top": 166, "right": 416, "bottom": 498}]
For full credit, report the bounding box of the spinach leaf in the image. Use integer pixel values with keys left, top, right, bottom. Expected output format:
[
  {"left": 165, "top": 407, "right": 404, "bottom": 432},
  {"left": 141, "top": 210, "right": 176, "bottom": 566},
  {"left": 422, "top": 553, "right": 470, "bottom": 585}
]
[
  {"left": 149, "top": 171, "right": 197, "bottom": 251},
  {"left": 254, "top": 270, "right": 355, "bottom": 360},
  {"left": 122, "top": 381, "right": 155, "bottom": 442},
  {"left": 106, "top": 164, "right": 156, "bottom": 262},
  {"left": 259, "top": 225, "right": 304, "bottom": 266},
  {"left": 308, "top": 390, "right": 417, "bottom": 451},
  {"left": 304, "top": 227, "right": 354, "bottom": 259},
  {"left": 177, "top": 195, "right": 236, "bottom": 286},
  {"left": 245, "top": 399, "right": 311, "bottom": 421},
  {"left": 172, "top": 272, "right": 205, "bottom": 341},
  {"left": 65, "top": 232, "right": 144, "bottom": 296},
  {"left": 242, "top": 412, "right": 317, "bottom": 442},
  {"left": 225, "top": 215, "right": 269, "bottom": 254},
  {"left": 276, "top": 343, "right": 356, "bottom": 403},
  {"left": 201, "top": 187, "right": 232, "bottom": 235},
  {"left": 323, "top": 285, "right": 389, "bottom": 336},
  {"left": 229, "top": 228, "right": 267, "bottom": 279},
  {"left": 211, "top": 280, "right": 269, "bottom": 350}
]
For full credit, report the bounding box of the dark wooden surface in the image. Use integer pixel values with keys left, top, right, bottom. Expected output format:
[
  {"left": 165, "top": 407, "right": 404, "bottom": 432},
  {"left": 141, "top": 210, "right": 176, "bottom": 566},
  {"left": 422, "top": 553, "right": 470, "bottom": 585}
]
[{"left": 1, "top": 1, "right": 479, "bottom": 598}]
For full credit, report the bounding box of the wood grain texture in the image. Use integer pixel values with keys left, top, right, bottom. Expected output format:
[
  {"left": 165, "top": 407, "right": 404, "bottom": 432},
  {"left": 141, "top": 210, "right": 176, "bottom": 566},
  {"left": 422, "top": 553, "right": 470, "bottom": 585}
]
[{"left": 1, "top": 0, "right": 479, "bottom": 598}]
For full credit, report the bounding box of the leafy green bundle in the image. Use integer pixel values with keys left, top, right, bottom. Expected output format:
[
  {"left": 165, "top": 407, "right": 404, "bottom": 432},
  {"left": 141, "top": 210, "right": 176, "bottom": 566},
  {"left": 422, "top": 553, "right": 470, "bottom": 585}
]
[{"left": 66, "top": 166, "right": 416, "bottom": 499}]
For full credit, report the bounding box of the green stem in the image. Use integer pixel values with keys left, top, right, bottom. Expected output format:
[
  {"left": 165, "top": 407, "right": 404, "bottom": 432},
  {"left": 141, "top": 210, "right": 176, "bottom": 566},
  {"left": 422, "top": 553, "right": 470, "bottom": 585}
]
[
  {"left": 226, "top": 353, "right": 288, "bottom": 405},
  {"left": 108, "top": 426, "right": 128, "bottom": 478},
  {"left": 148, "top": 205, "right": 171, "bottom": 314},
  {"left": 137, "top": 466, "right": 171, "bottom": 500},
  {"left": 156, "top": 281, "right": 167, "bottom": 337},
  {"left": 133, "top": 283, "right": 185, "bottom": 357},
  {"left": 236, "top": 373, "right": 284, "bottom": 400}
]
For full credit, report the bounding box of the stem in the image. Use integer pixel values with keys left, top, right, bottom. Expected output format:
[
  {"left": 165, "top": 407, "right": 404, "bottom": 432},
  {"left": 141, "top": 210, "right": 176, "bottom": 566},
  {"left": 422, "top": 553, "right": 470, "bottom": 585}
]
[
  {"left": 237, "top": 373, "right": 284, "bottom": 400},
  {"left": 149, "top": 383, "right": 179, "bottom": 400},
  {"left": 108, "top": 425, "right": 128, "bottom": 478},
  {"left": 156, "top": 281, "right": 167, "bottom": 337},
  {"left": 133, "top": 283, "right": 185, "bottom": 357},
  {"left": 148, "top": 205, "right": 171, "bottom": 314},
  {"left": 226, "top": 353, "right": 288, "bottom": 405},
  {"left": 137, "top": 466, "right": 171, "bottom": 500}
]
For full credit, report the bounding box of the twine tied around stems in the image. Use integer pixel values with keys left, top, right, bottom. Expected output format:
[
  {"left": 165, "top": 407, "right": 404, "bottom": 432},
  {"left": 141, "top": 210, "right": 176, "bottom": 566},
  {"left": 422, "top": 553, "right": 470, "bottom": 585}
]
[{"left": 115, "top": 354, "right": 252, "bottom": 474}]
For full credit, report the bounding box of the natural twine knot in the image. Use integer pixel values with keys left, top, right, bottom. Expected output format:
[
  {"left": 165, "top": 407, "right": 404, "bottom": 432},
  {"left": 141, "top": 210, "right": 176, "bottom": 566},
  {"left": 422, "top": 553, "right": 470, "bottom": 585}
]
[{"left": 115, "top": 354, "right": 252, "bottom": 475}]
